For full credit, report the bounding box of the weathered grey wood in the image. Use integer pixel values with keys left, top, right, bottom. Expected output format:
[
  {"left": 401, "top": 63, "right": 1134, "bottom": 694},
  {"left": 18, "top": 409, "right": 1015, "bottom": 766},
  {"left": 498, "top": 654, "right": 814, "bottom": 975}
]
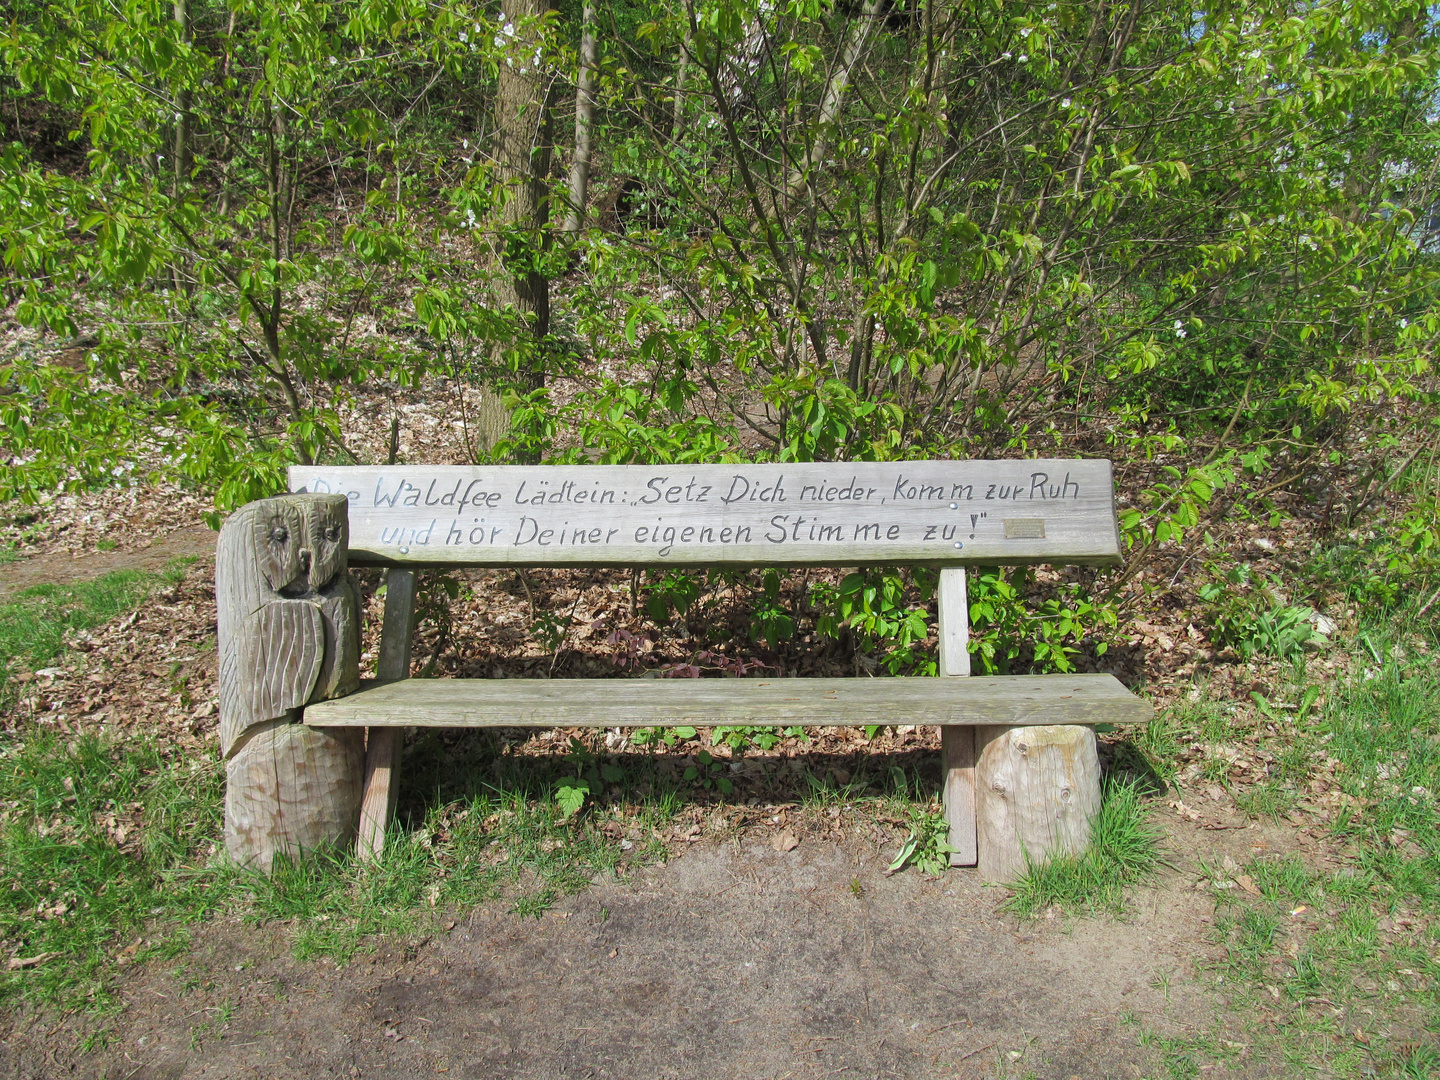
[
  {"left": 974, "top": 724, "right": 1103, "bottom": 884},
  {"left": 314, "top": 576, "right": 362, "bottom": 703},
  {"left": 230, "top": 600, "right": 323, "bottom": 752},
  {"left": 357, "top": 568, "right": 419, "bottom": 859},
  {"left": 936, "top": 567, "right": 970, "bottom": 678},
  {"left": 224, "top": 721, "right": 365, "bottom": 873},
  {"left": 288, "top": 460, "right": 1121, "bottom": 568},
  {"left": 217, "top": 494, "right": 364, "bottom": 871},
  {"left": 937, "top": 567, "right": 977, "bottom": 867},
  {"left": 217, "top": 493, "right": 360, "bottom": 755},
  {"left": 306, "top": 673, "right": 1152, "bottom": 729},
  {"left": 941, "top": 726, "right": 977, "bottom": 867}
]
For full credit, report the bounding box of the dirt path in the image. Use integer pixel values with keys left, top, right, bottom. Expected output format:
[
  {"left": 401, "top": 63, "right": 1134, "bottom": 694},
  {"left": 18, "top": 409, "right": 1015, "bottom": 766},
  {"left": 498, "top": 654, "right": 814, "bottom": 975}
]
[
  {"left": 0, "top": 828, "right": 1260, "bottom": 1080},
  {"left": 0, "top": 525, "right": 216, "bottom": 599}
]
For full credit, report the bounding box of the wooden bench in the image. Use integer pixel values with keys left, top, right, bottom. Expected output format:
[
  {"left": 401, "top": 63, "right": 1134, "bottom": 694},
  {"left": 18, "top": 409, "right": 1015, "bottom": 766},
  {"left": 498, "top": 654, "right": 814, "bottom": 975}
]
[{"left": 216, "top": 460, "right": 1151, "bottom": 882}]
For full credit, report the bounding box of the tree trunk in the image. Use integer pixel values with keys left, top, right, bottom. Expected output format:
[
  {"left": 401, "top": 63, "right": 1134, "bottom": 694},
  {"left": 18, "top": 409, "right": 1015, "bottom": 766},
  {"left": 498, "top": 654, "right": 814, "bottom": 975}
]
[
  {"left": 172, "top": 0, "right": 192, "bottom": 191},
  {"left": 784, "top": 0, "right": 882, "bottom": 204},
  {"left": 492, "top": 0, "right": 557, "bottom": 394},
  {"left": 563, "top": 1, "right": 597, "bottom": 235},
  {"left": 672, "top": 18, "right": 691, "bottom": 142}
]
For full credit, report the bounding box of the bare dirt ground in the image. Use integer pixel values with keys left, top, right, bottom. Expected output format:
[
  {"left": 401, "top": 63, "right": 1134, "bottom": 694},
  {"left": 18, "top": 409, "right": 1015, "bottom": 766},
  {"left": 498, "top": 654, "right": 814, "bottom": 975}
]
[
  {"left": 0, "top": 524, "right": 216, "bottom": 601},
  {"left": 0, "top": 812, "right": 1319, "bottom": 1080}
]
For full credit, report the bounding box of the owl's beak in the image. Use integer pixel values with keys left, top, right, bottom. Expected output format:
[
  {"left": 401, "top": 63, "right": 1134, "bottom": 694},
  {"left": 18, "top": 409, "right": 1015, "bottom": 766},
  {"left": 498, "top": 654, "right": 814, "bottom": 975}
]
[{"left": 298, "top": 548, "right": 312, "bottom": 576}]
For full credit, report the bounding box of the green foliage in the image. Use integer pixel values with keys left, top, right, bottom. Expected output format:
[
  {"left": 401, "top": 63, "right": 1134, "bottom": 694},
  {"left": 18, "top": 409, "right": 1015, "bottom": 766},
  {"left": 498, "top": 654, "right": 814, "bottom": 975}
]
[
  {"left": 750, "top": 568, "right": 795, "bottom": 650},
  {"left": 644, "top": 568, "right": 702, "bottom": 625},
  {"left": 0, "top": 0, "right": 1432, "bottom": 529},
  {"left": 885, "top": 806, "right": 954, "bottom": 878},
  {"left": 813, "top": 568, "right": 934, "bottom": 675},
  {"left": 711, "top": 725, "right": 804, "bottom": 753},
  {"left": 1199, "top": 564, "right": 1318, "bottom": 661},
  {"left": 1117, "top": 456, "right": 1235, "bottom": 553},
  {"left": 967, "top": 568, "right": 1115, "bottom": 674},
  {"left": 629, "top": 724, "right": 697, "bottom": 748}
]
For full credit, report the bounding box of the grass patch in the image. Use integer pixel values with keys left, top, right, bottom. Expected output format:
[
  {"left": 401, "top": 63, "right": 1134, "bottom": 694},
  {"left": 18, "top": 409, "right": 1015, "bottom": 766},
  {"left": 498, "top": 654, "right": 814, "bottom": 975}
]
[
  {"left": 1187, "top": 604, "right": 1440, "bottom": 1077},
  {"left": 0, "top": 730, "right": 225, "bottom": 1010},
  {"left": 241, "top": 783, "right": 675, "bottom": 962},
  {"left": 1002, "top": 777, "right": 1164, "bottom": 917}
]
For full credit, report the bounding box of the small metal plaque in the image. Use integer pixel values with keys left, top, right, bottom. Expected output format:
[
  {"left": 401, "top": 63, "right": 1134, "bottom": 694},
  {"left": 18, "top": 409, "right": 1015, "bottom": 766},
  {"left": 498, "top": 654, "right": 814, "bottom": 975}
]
[{"left": 1004, "top": 518, "right": 1046, "bottom": 540}]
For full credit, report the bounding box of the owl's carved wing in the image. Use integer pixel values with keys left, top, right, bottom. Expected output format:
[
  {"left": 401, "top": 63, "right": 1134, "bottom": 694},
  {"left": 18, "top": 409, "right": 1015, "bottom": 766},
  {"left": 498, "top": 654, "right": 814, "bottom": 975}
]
[
  {"left": 312, "top": 574, "right": 361, "bottom": 703},
  {"left": 220, "top": 599, "right": 324, "bottom": 755}
]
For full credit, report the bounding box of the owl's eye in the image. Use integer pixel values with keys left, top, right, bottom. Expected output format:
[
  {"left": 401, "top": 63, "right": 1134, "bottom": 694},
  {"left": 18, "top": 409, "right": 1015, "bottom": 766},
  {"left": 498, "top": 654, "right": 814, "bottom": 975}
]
[
  {"left": 270, "top": 526, "right": 289, "bottom": 544},
  {"left": 324, "top": 525, "right": 341, "bottom": 542}
]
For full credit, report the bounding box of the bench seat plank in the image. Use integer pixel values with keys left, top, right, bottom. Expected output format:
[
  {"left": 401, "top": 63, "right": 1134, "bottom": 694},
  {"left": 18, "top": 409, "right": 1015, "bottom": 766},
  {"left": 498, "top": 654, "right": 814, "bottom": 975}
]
[{"left": 304, "top": 673, "right": 1150, "bottom": 730}]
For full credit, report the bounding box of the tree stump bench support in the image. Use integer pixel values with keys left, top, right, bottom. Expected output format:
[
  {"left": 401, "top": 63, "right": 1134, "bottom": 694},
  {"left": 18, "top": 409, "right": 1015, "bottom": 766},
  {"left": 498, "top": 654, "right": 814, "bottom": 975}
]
[{"left": 217, "top": 460, "right": 1151, "bottom": 880}]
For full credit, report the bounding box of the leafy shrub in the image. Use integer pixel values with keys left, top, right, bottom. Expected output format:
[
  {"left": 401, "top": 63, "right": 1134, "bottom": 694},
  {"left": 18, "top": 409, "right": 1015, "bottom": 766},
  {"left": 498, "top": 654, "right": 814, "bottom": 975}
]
[
  {"left": 812, "top": 568, "right": 934, "bottom": 676},
  {"left": 1199, "top": 565, "right": 1318, "bottom": 661},
  {"left": 968, "top": 569, "right": 1115, "bottom": 674}
]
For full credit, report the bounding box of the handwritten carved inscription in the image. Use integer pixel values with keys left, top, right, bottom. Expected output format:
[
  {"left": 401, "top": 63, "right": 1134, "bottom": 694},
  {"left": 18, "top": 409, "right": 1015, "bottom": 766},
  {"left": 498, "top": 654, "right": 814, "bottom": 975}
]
[{"left": 288, "top": 460, "right": 1119, "bottom": 567}]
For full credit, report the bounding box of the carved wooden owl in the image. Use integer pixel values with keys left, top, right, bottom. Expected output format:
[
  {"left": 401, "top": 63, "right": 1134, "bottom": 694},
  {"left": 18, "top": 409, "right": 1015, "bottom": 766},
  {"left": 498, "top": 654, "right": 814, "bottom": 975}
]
[{"left": 216, "top": 493, "right": 361, "bottom": 757}]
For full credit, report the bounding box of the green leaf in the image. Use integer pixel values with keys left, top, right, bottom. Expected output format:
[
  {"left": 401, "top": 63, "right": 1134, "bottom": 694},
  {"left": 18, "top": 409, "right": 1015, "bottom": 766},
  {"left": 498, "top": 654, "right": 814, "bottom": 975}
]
[
  {"left": 886, "top": 832, "right": 919, "bottom": 875},
  {"left": 555, "top": 780, "right": 590, "bottom": 820}
]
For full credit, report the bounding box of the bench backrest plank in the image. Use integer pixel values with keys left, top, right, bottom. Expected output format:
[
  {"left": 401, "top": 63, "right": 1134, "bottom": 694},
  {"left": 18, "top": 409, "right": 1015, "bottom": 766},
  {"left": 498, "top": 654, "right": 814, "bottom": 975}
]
[{"left": 289, "top": 460, "right": 1120, "bottom": 568}]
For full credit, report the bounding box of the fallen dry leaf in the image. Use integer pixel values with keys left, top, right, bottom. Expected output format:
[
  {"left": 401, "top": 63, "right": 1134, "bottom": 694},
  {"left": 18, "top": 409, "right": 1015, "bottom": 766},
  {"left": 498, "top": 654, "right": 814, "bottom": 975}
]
[
  {"left": 7, "top": 952, "right": 55, "bottom": 970},
  {"left": 1234, "top": 874, "right": 1260, "bottom": 895},
  {"left": 772, "top": 830, "right": 799, "bottom": 853}
]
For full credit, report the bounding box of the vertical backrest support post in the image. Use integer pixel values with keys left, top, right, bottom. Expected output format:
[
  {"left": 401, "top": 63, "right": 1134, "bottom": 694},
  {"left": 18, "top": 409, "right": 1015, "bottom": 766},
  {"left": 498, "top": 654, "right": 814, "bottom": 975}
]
[
  {"left": 358, "top": 567, "right": 419, "bottom": 858},
  {"left": 936, "top": 567, "right": 978, "bottom": 866}
]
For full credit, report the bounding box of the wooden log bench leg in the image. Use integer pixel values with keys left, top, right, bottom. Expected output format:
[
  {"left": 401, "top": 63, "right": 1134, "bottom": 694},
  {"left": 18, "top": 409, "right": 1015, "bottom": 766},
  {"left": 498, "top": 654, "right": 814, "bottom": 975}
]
[
  {"left": 358, "top": 567, "right": 418, "bottom": 858},
  {"left": 975, "top": 723, "right": 1102, "bottom": 883},
  {"left": 225, "top": 720, "right": 366, "bottom": 870}
]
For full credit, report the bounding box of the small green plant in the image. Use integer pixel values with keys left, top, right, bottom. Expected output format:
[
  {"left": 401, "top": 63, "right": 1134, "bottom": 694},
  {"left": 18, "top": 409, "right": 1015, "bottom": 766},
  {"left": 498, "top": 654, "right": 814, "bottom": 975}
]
[
  {"left": 1199, "top": 565, "right": 1317, "bottom": 660},
  {"left": 415, "top": 572, "right": 463, "bottom": 675},
  {"left": 531, "top": 610, "right": 572, "bottom": 652},
  {"left": 711, "top": 725, "right": 804, "bottom": 752},
  {"left": 885, "top": 806, "right": 954, "bottom": 877},
  {"left": 552, "top": 738, "right": 625, "bottom": 819},
  {"left": 644, "top": 568, "right": 702, "bottom": 624},
  {"left": 750, "top": 569, "right": 795, "bottom": 650},
  {"left": 682, "top": 749, "right": 734, "bottom": 794},
  {"left": 630, "top": 724, "right": 698, "bottom": 748}
]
